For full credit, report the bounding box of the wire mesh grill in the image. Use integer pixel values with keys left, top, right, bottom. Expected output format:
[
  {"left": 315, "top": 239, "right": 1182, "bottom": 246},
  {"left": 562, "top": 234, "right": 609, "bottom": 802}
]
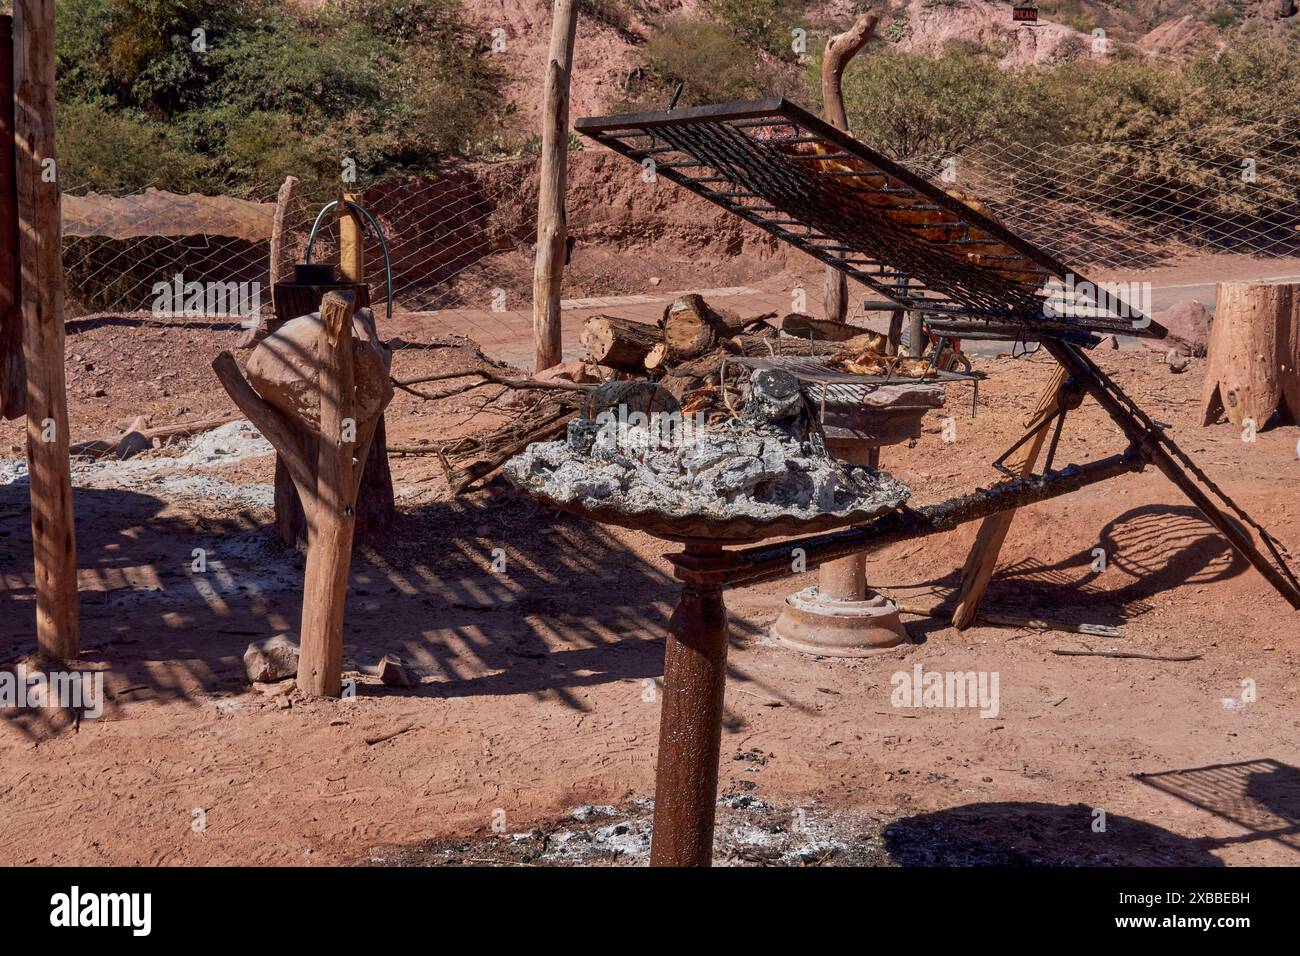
[{"left": 574, "top": 98, "right": 1164, "bottom": 343}]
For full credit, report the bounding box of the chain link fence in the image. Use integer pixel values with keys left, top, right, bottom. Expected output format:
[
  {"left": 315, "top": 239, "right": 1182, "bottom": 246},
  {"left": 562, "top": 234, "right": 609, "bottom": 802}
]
[
  {"left": 58, "top": 111, "right": 1300, "bottom": 367},
  {"left": 59, "top": 161, "right": 543, "bottom": 362}
]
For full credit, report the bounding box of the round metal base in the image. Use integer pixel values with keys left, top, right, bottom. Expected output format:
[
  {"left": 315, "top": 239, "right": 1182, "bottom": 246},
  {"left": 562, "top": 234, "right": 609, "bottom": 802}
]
[{"left": 771, "top": 587, "right": 909, "bottom": 658}]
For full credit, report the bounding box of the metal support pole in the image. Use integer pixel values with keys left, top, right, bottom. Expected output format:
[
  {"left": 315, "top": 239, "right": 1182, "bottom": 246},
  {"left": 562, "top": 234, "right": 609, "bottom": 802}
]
[{"left": 650, "top": 542, "right": 732, "bottom": 867}]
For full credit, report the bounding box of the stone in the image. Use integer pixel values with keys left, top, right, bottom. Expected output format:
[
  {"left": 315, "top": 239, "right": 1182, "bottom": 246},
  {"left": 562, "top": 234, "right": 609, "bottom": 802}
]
[
  {"left": 378, "top": 654, "right": 419, "bottom": 689},
  {"left": 244, "top": 634, "right": 300, "bottom": 683},
  {"left": 244, "top": 307, "right": 393, "bottom": 431},
  {"left": 566, "top": 418, "right": 602, "bottom": 456},
  {"left": 534, "top": 358, "right": 601, "bottom": 385},
  {"left": 1144, "top": 298, "right": 1211, "bottom": 357}
]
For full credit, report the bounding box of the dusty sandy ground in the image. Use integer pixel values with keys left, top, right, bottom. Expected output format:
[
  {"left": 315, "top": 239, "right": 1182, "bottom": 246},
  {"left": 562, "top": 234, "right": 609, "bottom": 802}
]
[{"left": 2, "top": 310, "right": 1299, "bottom": 867}]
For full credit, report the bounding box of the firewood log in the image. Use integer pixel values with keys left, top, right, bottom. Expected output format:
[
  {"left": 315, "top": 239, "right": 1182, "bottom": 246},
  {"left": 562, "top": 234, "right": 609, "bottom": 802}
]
[
  {"left": 580, "top": 314, "right": 661, "bottom": 373},
  {"left": 659, "top": 294, "right": 776, "bottom": 364}
]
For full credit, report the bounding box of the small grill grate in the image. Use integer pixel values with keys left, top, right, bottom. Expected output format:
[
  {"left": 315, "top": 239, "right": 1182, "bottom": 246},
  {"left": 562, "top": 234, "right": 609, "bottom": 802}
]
[{"left": 723, "top": 354, "right": 976, "bottom": 417}]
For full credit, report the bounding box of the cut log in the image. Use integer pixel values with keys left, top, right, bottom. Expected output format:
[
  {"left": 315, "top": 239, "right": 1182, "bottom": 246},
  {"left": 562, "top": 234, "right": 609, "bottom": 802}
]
[
  {"left": 1200, "top": 281, "right": 1300, "bottom": 428},
  {"left": 660, "top": 294, "right": 774, "bottom": 363},
  {"left": 581, "top": 314, "right": 661, "bottom": 372}
]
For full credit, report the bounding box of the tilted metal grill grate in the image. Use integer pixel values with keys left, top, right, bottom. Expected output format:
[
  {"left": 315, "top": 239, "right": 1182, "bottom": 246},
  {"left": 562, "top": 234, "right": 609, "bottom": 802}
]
[{"left": 574, "top": 98, "right": 1167, "bottom": 345}]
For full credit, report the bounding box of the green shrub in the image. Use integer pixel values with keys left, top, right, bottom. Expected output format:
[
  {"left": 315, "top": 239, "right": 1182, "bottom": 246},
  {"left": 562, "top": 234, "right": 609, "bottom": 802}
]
[
  {"left": 53, "top": 0, "right": 508, "bottom": 195},
  {"left": 706, "top": 0, "right": 801, "bottom": 59},
  {"left": 637, "top": 16, "right": 786, "bottom": 107},
  {"left": 824, "top": 44, "right": 1045, "bottom": 167}
]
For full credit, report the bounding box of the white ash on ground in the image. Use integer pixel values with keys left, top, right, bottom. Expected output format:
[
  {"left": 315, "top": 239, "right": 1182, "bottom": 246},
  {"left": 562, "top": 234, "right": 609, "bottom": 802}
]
[
  {"left": 364, "top": 796, "right": 893, "bottom": 867},
  {"left": 505, "top": 370, "right": 910, "bottom": 523},
  {"left": 1, "top": 420, "right": 274, "bottom": 506}
]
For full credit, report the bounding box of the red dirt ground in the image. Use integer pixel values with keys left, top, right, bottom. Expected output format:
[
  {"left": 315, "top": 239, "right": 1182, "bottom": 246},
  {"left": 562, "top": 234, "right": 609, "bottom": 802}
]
[{"left": 2, "top": 311, "right": 1299, "bottom": 866}]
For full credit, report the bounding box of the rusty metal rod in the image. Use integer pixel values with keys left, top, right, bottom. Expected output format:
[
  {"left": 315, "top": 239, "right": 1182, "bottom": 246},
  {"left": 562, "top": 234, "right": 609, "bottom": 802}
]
[{"left": 675, "top": 452, "right": 1148, "bottom": 590}]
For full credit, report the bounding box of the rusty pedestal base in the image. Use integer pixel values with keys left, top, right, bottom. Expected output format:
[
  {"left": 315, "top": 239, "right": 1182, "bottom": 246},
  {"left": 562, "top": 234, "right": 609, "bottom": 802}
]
[
  {"left": 771, "top": 550, "right": 909, "bottom": 657},
  {"left": 772, "top": 586, "right": 907, "bottom": 657}
]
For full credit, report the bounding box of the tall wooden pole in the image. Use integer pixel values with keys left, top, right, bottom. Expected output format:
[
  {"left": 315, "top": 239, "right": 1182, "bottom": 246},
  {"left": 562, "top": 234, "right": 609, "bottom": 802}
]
[
  {"left": 13, "top": 0, "right": 79, "bottom": 660},
  {"left": 1, "top": 15, "right": 25, "bottom": 421},
  {"left": 267, "top": 175, "right": 299, "bottom": 316},
  {"left": 532, "top": 0, "right": 577, "bottom": 373},
  {"left": 820, "top": 13, "right": 878, "bottom": 324}
]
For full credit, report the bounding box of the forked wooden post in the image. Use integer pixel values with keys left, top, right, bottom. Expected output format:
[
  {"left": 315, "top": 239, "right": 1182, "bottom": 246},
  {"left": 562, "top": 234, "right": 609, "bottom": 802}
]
[
  {"left": 819, "top": 13, "right": 878, "bottom": 324},
  {"left": 296, "top": 292, "right": 358, "bottom": 696},
  {"left": 13, "top": 0, "right": 79, "bottom": 660},
  {"left": 951, "top": 364, "right": 1071, "bottom": 629},
  {"left": 213, "top": 291, "right": 386, "bottom": 697},
  {"left": 532, "top": 0, "right": 577, "bottom": 373}
]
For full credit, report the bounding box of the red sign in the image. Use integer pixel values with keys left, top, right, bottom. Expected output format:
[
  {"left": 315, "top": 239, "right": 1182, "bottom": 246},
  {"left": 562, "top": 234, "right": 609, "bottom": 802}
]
[{"left": 1013, "top": 4, "right": 1039, "bottom": 23}]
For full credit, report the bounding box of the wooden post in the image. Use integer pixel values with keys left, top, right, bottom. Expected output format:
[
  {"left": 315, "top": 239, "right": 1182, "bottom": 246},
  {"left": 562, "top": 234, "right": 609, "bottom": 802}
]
[
  {"left": 338, "top": 192, "right": 363, "bottom": 284},
  {"left": 295, "top": 292, "right": 357, "bottom": 697},
  {"left": 532, "top": 0, "right": 577, "bottom": 373},
  {"left": 1, "top": 15, "right": 24, "bottom": 421},
  {"left": 237, "top": 174, "right": 299, "bottom": 350},
  {"left": 650, "top": 544, "right": 731, "bottom": 867},
  {"left": 268, "top": 175, "right": 299, "bottom": 314},
  {"left": 951, "top": 365, "right": 1071, "bottom": 629},
  {"left": 213, "top": 291, "right": 387, "bottom": 697},
  {"left": 13, "top": 0, "right": 79, "bottom": 660},
  {"left": 1200, "top": 281, "right": 1300, "bottom": 429},
  {"left": 820, "top": 13, "right": 878, "bottom": 324}
]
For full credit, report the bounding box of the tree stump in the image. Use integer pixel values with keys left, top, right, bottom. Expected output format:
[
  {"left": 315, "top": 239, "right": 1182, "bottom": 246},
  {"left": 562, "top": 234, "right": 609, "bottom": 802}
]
[{"left": 1200, "top": 282, "right": 1300, "bottom": 429}]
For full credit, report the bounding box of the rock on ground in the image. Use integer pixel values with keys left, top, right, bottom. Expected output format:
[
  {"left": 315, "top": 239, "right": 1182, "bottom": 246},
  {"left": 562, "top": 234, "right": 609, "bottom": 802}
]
[{"left": 244, "top": 634, "right": 300, "bottom": 683}]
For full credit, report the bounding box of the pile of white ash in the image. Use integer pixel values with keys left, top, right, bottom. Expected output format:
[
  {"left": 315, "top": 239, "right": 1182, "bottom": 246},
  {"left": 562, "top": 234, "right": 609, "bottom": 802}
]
[{"left": 505, "top": 369, "right": 910, "bottom": 523}]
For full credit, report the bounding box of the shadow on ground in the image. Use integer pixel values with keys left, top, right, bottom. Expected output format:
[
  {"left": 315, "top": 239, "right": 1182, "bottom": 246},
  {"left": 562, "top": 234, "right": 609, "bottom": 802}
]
[{"left": 0, "top": 482, "right": 769, "bottom": 739}]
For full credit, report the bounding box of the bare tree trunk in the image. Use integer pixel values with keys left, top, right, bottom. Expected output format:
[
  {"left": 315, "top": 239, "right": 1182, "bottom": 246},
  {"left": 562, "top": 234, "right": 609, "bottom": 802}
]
[
  {"left": 1200, "top": 281, "right": 1300, "bottom": 429},
  {"left": 532, "top": 0, "right": 578, "bottom": 373},
  {"left": 213, "top": 291, "right": 386, "bottom": 699},
  {"left": 14, "top": 0, "right": 79, "bottom": 660},
  {"left": 819, "top": 13, "right": 878, "bottom": 324}
]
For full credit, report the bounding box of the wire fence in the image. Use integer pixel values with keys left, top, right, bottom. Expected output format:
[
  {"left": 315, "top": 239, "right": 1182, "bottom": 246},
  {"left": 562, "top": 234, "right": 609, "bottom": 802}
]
[
  {"left": 59, "top": 161, "right": 543, "bottom": 359},
  {"left": 907, "top": 112, "right": 1300, "bottom": 270},
  {"left": 57, "top": 110, "right": 1300, "bottom": 365}
]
